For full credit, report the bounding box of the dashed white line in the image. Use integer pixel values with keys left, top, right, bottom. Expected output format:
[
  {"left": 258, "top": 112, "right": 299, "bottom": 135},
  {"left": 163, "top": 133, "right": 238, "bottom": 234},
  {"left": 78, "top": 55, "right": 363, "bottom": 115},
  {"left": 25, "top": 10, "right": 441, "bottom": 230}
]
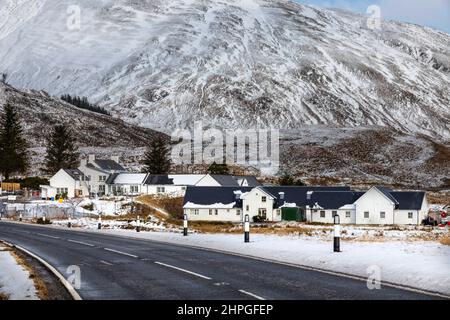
[
  {"left": 238, "top": 290, "right": 266, "bottom": 300},
  {"left": 68, "top": 239, "right": 95, "bottom": 247},
  {"left": 154, "top": 261, "right": 212, "bottom": 280},
  {"left": 100, "top": 260, "right": 113, "bottom": 266},
  {"left": 104, "top": 247, "right": 138, "bottom": 258},
  {"left": 37, "top": 233, "right": 60, "bottom": 239}
]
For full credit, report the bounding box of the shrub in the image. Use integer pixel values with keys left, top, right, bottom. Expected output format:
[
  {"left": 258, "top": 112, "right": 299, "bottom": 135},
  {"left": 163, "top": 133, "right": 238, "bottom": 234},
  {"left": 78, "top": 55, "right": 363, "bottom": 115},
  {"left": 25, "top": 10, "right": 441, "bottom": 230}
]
[
  {"left": 252, "top": 215, "right": 266, "bottom": 223},
  {"left": 36, "top": 217, "right": 52, "bottom": 225}
]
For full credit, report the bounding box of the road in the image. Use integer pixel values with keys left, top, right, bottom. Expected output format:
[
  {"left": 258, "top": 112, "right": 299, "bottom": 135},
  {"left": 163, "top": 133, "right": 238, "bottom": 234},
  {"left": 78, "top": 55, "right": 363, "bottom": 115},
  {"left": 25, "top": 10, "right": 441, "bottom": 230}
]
[{"left": 0, "top": 221, "right": 440, "bottom": 300}]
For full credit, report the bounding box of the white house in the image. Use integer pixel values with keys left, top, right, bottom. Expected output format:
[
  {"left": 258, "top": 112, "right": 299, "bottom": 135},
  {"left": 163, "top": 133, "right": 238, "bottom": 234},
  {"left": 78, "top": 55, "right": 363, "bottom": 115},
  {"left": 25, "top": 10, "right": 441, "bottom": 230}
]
[
  {"left": 106, "top": 173, "right": 148, "bottom": 196},
  {"left": 354, "top": 186, "right": 428, "bottom": 225},
  {"left": 40, "top": 169, "right": 89, "bottom": 199},
  {"left": 78, "top": 154, "right": 127, "bottom": 197},
  {"left": 183, "top": 185, "right": 429, "bottom": 225},
  {"left": 195, "top": 174, "right": 261, "bottom": 187}
]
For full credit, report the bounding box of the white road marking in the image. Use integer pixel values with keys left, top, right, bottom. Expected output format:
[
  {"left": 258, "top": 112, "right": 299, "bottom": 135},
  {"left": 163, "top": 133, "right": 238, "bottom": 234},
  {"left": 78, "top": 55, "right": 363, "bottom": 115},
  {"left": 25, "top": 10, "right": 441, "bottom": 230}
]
[
  {"left": 154, "top": 261, "right": 212, "bottom": 280},
  {"left": 100, "top": 260, "right": 113, "bottom": 266},
  {"left": 37, "top": 233, "right": 60, "bottom": 239},
  {"left": 104, "top": 247, "right": 138, "bottom": 258},
  {"left": 68, "top": 239, "right": 95, "bottom": 247},
  {"left": 238, "top": 290, "right": 266, "bottom": 300}
]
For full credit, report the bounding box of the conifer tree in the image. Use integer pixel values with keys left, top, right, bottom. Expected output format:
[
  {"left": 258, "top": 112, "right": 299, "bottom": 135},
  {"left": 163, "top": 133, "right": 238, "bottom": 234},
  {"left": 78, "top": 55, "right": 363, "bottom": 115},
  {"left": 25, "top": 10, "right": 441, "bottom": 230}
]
[
  {"left": 44, "top": 124, "right": 79, "bottom": 175},
  {"left": 141, "top": 137, "right": 171, "bottom": 174}
]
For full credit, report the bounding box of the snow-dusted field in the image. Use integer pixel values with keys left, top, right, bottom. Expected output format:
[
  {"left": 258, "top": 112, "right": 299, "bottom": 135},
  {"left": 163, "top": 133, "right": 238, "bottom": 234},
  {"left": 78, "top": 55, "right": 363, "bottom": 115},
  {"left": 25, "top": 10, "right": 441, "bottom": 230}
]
[
  {"left": 93, "top": 228, "right": 450, "bottom": 296},
  {"left": 0, "top": 245, "right": 38, "bottom": 300}
]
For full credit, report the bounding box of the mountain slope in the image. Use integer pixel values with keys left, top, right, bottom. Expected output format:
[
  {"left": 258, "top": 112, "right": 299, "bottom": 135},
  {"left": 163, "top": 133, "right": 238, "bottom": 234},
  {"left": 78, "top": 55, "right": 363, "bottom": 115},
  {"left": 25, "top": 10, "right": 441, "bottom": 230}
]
[{"left": 0, "top": 0, "right": 449, "bottom": 140}]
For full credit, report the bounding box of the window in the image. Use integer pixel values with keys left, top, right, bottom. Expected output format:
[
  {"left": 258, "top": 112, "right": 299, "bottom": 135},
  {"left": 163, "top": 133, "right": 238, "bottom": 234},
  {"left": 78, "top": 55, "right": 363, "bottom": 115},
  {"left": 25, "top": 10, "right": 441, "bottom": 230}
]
[
  {"left": 364, "top": 211, "right": 369, "bottom": 219},
  {"left": 262, "top": 196, "right": 267, "bottom": 203},
  {"left": 157, "top": 187, "right": 165, "bottom": 193},
  {"left": 332, "top": 211, "right": 338, "bottom": 217},
  {"left": 98, "top": 185, "right": 105, "bottom": 192},
  {"left": 380, "top": 211, "right": 386, "bottom": 219},
  {"left": 313, "top": 209, "right": 318, "bottom": 213},
  {"left": 236, "top": 209, "right": 241, "bottom": 216},
  {"left": 181, "top": 186, "right": 186, "bottom": 191},
  {"left": 99, "top": 175, "right": 106, "bottom": 182},
  {"left": 258, "top": 208, "right": 267, "bottom": 219},
  {"left": 320, "top": 210, "right": 326, "bottom": 218},
  {"left": 408, "top": 212, "right": 413, "bottom": 219},
  {"left": 276, "top": 209, "right": 281, "bottom": 216},
  {"left": 246, "top": 205, "right": 249, "bottom": 211},
  {"left": 214, "top": 209, "right": 218, "bottom": 215},
  {"left": 130, "top": 186, "right": 139, "bottom": 193},
  {"left": 346, "top": 211, "right": 351, "bottom": 218},
  {"left": 209, "top": 209, "right": 213, "bottom": 215},
  {"left": 192, "top": 209, "right": 199, "bottom": 215}
]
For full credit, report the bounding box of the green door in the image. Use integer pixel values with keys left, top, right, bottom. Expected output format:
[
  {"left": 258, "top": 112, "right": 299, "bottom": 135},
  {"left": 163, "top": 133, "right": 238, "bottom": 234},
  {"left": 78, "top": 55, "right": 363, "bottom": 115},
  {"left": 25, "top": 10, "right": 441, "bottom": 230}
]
[{"left": 281, "top": 207, "right": 301, "bottom": 221}]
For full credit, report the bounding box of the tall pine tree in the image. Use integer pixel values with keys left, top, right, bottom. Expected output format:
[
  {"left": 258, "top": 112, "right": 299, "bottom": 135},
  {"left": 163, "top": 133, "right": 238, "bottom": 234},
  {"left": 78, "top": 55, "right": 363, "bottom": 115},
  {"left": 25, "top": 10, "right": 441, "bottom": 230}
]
[
  {"left": 0, "top": 103, "right": 29, "bottom": 180},
  {"left": 141, "top": 137, "right": 171, "bottom": 174},
  {"left": 44, "top": 124, "right": 79, "bottom": 175}
]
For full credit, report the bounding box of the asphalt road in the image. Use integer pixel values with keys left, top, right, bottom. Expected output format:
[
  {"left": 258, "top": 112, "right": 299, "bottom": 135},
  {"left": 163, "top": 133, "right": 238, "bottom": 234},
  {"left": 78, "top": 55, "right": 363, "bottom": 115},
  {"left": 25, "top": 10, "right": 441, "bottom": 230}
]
[{"left": 0, "top": 221, "right": 440, "bottom": 300}]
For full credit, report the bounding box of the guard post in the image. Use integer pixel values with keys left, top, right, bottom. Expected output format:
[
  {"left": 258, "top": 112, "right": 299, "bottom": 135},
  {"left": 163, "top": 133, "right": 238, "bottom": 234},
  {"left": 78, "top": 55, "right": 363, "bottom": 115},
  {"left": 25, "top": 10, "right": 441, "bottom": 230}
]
[
  {"left": 183, "top": 214, "right": 188, "bottom": 236},
  {"left": 98, "top": 214, "right": 102, "bottom": 230},
  {"left": 244, "top": 214, "right": 250, "bottom": 243},
  {"left": 334, "top": 214, "right": 341, "bottom": 252},
  {"left": 19, "top": 213, "right": 23, "bottom": 222},
  {"left": 136, "top": 215, "right": 141, "bottom": 232},
  {"left": 68, "top": 215, "right": 72, "bottom": 228}
]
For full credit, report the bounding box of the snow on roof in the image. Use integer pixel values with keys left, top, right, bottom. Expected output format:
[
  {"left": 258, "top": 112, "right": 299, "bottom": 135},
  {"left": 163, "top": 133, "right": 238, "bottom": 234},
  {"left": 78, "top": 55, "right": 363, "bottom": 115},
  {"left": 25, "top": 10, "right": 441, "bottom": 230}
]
[
  {"left": 184, "top": 201, "right": 237, "bottom": 209},
  {"left": 111, "top": 173, "right": 147, "bottom": 185}
]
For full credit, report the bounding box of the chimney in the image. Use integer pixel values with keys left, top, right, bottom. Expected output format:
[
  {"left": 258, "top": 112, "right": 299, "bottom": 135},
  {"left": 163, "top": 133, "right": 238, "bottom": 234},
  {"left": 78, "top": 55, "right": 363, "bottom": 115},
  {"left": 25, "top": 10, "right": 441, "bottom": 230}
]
[
  {"left": 111, "top": 155, "right": 120, "bottom": 163},
  {"left": 279, "top": 192, "right": 285, "bottom": 200},
  {"left": 80, "top": 158, "right": 87, "bottom": 167},
  {"left": 306, "top": 191, "right": 313, "bottom": 200},
  {"left": 88, "top": 154, "right": 95, "bottom": 163}
]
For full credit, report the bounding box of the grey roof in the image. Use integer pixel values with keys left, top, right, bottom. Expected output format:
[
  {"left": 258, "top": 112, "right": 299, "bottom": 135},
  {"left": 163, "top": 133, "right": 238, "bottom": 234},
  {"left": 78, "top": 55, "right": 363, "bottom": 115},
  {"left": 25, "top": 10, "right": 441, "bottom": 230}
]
[
  {"left": 105, "top": 173, "right": 119, "bottom": 184},
  {"left": 307, "top": 191, "right": 365, "bottom": 209},
  {"left": 390, "top": 192, "right": 426, "bottom": 210},
  {"left": 63, "top": 169, "right": 85, "bottom": 181},
  {"left": 144, "top": 174, "right": 174, "bottom": 185},
  {"left": 183, "top": 187, "right": 253, "bottom": 207},
  {"left": 210, "top": 175, "right": 240, "bottom": 186},
  {"left": 183, "top": 186, "right": 351, "bottom": 209},
  {"left": 94, "top": 159, "right": 126, "bottom": 172},
  {"left": 234, "top": 176, "right": 262, "bottom": 187},
  {"left": 375, "top": 186, "right": 399, "bottom": 204}
]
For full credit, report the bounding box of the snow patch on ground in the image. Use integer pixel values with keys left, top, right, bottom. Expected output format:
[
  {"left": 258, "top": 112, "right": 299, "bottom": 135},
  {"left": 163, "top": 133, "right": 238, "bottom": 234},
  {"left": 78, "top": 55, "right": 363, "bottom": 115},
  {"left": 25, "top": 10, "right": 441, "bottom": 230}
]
[{"left": 0, "top": 246, "right": 38, "bottom": 300}]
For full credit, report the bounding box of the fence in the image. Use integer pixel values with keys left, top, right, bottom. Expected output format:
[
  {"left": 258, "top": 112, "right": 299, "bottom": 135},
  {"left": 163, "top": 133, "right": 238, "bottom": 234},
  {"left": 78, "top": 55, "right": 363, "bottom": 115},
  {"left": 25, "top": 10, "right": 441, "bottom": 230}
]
[{"left": 0, "top": 202, "right": 98, "bottom": 220}]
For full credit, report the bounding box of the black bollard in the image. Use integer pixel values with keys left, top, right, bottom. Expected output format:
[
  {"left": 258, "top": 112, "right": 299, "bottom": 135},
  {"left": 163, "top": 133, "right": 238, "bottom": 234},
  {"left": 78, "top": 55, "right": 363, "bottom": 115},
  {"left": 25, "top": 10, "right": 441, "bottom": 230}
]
[
  {"left": 98, "top": 214, "right": 102, "bottom": 230},
  {"left": 183, "top": 214, "right": 188, "bottom": 236},
  {"left": 333, "top": 214, "right": 341, "bottom": 252},
  {"left": 136, "top": 215, "right": 141, "bottom": 232},
  {"left": 244, "top": 214, "right": 250, "bottom": 243}
]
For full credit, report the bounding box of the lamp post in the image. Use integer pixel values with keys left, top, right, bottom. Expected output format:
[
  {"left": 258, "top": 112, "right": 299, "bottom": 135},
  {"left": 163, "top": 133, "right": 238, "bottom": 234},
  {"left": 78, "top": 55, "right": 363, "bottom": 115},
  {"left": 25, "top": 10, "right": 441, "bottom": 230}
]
[
  {"left": 334, "top": 214, "right": 341, "bottom": 252},
  {"left": 183, "top": 214, "right": 188, "bottom": 236},
  {"left": 244, "top": 214, "right": 250, "bottom": 243}
]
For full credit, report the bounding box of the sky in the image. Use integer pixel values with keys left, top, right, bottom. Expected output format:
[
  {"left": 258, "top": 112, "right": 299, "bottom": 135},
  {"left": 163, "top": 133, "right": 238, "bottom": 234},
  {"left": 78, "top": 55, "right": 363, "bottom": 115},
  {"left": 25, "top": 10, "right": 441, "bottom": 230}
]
[{"left": 294, "top": 0, "right": 450, "bottom": 33}]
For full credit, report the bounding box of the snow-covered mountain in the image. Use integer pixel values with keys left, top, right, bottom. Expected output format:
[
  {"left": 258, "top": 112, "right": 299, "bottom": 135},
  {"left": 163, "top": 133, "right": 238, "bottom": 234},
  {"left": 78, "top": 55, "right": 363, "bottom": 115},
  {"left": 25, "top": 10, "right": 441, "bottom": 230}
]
[{"left": 0, "top": 0, "right": 449, "bottom": 140}]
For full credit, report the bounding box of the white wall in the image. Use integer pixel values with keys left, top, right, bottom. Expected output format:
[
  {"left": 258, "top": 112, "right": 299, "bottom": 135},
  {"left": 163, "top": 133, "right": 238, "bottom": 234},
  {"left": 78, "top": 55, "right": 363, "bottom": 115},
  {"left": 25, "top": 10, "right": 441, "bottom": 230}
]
[
  {"left": 242, "top": 188, "right": 280, "bottom": 222},
  {"left": 78, "top": 165, "right": 108, "bottom": 196},
  {"left": 308, "top": 209, "right": 356, "bottom": 224},
  {"left": 143, "top": 185, "right": 186, "bottom": 196},
  {"left": 49, "top": 170, "right": 76, "bottom": 198},
  {"left": 355, "top": 188, "right": 395, "bottom": 225},
  {"left": 184, "top": 208, "right": 243, "bottom": 222}
]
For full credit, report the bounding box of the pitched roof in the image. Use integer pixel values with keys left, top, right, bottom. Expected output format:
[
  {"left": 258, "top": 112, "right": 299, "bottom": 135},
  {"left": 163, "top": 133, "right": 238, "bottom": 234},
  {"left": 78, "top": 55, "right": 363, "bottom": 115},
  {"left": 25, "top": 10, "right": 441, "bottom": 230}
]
[
  {"left": 107, "top": 173, "right": 147, "bottom": 185},
  {"left": 374, "top": 186, "right": 399, "bottom": 204},
  {"left": 234, "top": 176, "right": 262, "bottom": 187},
  {"left": 183, "top": 186, "right": 253, "bottom": 208},
  {"left": 307, "top": 191, "right": 365, "bottom": 209},
  {"left": 169, "top": 174, "right": 205, "bottom": 186},
  {"left": 63, "top": 169, "right": 85, "bottom": 181},
  {"left": 209, "top": 175, "right": 240, "bottom": 186},
  {"left": 144, "top": 174, "right": 174, "bottom": 185},
  {"left": 94, "top": 159, "right": 126, "bottom": 172},
  {"left": 261, "top": 186, "right": 351, "bottom": 208},
  {"left": 390, "top": 192, "right": 426, "bottom": 210}
]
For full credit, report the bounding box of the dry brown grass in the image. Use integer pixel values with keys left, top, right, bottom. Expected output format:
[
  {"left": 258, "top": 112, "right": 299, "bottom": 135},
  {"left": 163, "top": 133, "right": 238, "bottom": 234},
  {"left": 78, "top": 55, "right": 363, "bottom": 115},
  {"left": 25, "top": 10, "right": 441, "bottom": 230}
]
[
  {"left": 440, "top": 236, "right": 450, "bottom": 246},
  {"left": 137, "top": 195, "right": 184, "bottom": 219}
]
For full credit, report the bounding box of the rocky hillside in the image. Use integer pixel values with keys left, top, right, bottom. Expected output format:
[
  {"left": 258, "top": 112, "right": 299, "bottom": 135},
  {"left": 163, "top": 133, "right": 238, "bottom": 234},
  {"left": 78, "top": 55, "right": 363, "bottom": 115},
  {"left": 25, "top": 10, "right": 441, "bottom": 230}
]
[{"left": 0, "top": 0, "right": 449, "bottom": 140}]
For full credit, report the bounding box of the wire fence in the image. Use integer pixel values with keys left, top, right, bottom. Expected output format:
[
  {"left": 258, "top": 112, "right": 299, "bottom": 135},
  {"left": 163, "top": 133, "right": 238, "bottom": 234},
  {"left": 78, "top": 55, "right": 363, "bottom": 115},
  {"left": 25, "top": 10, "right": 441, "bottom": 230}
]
[{"left": 0, "top": 202, "right": 98, "bottom": 220}]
